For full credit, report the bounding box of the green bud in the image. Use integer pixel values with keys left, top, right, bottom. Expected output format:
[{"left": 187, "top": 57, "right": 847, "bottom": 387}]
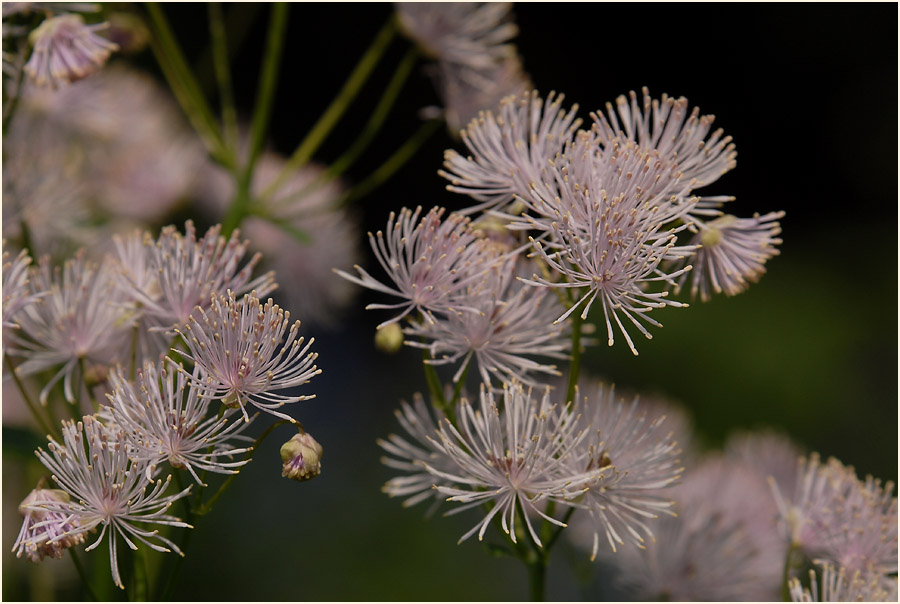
[
  {"left": 374, "top": 323, "right": 404, "bottom": 354},
  {"left": 280, "top": 428, "right": 323, "bottom": 482}
]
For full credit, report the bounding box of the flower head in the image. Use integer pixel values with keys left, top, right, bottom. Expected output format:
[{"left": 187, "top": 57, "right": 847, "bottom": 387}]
[
  {"left": 790, "top": 563, "right": 897, "bottom": 602},
  {"left": 427, "top": 383, "right": 599, "bottom": 546},
  {"left": 24, "top": 14, "right": 118, "bottom": 88},
  {"left": 33, "top": 416, "right": 192, "bottom": 588},
  {"left": 113, "top": 221, "right": 276, "bottom": 332},
  {"left": 8, "top": 252, "right": 130, "bottom": 403},
  {"left": 335, "top": 206, "right": 505, "bottom": 326},
  {"left": 12, "top": 486, "right": 85, "bottom": 562},
  {"left": 2, "top": 244, "right": 42, "bottom": 329},
  {"left": 175, "top": 291, "right": 321, "bottom": 423},
  {"left": 404, "top": 255, "right": 570, "bottom": 387},
  {"left": 564, "top": 382, "right": 684, "bottom": 558},
  {"left": 105, "top": 360, "right": 253, "bottom": 485},
  {"left": 280, "top": 427, "right": 323, "bottom": 482},
  {"left": 676, "top": 211, "right": 785, "bottom": 301},
  {"left": 396, "top": 3, "right": 518, "bottom": 70}
]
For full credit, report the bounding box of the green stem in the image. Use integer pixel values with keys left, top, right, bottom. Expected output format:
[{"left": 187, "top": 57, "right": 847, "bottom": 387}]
[
  {"left": 78, "top": 356, "right": 99, "bottom": 410},
  {"left": 259, "top": 14, "right": 398, "bottom": 200},
  {"left": 3, "top": 352, "right": 57, "bottom": 439},
  {"left": 132, "top": 547, "right": 149, "bottom": 602},
  {"left": 130, "top": 322, "right": 140, "bottom": 381},
  {"left": 1, "top": 36, "right": 28, "bottom": 137},
  {"left": 145, "top": 2, "right": 231, "bottom": 168},
  {"left": 565, "top": 308, "right": 584, "bottom": 406},
  {"left": 421, "top": 350, "right": 446, "bottom": 407},
  {"left": 69, "top": 549, "right": 99, "bottom": 601},
  {"left": 194, "top": 419, "right": 289, "bottom": 516},
  {"left": 267, "top": 46, "right": 419, "bottom": 209},
  {"left": 527, "top": 554, "right": 548, "bottom": 602},
  {"left": 543, "top": 506, "right": 575, "bottom": 553},
  {"left": 208, "top": 2, "right": 239, "bottom": 152},
  {"left": 161, "top": 471, "right": 196, "bottom": 601},
  {"left": 195, "top": 3, "right": 263, "bottom": 97},
  {"left": 248, "top": 207, "right": 311, "bottom": 244},
  {"left": 221, "top": 2, "right": 289, "bottom": 236},
  {"left": 334, "top": 119, "right": 442, "bottom": 210},
  {"left": 781, "top": 543, "right": 799, "bottom": 602}
]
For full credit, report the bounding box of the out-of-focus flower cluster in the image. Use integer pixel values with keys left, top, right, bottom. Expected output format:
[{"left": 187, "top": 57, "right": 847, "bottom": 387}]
[{"left": 3, "top": 221, "right": 323, "bottom": 588}]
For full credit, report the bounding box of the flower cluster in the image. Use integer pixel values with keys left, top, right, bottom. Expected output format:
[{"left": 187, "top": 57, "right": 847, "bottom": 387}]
[
  {"left": 6, "top": 222, "right": 323, "bottom": 588},
  {"left": 441, "top": 88, "right": 784, "bottom": 354},
  {"left": 380, "top": 381, "right": 682, "bottom": 553},
  {"left": 337, "top": 205, "right": 570, "bottom": 387}
]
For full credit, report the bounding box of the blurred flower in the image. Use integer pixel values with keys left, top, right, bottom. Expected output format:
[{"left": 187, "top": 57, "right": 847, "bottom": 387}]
[
  {"left": 113, "top": 221, "right": 276, "bottom": 332},
  {"left": 32, "top": 416, "right": 192, "bottom": 588},
  {"left": 7, "top": 253, "right": 130, "bottom": 403},
  {"left": 174, "top": 291, "right": 321, "bottom": 423},
  {"left": 24, "top": 14, "right": 117, "bottom": 88},
  {"left": 336, "top": 206, "right": 505, "bottom": 327},
  {"left": 105, "top": 360, "right": 253, "bottom": 485},
  {"left": 725, "top": 428, "right": 804, "bottom": 497},
  {"left": 280, "top": 427, "right": 323, "bottom": 482},
  {"left": 196, "top": 153, "right": 360, "bottom": 327},
  {"left": 3, "top": 3, "right": 100, "bottom": 17},
  {"left": 2, "top": 244, "right": 41, "bottom": 329},
  {"left": 790, "top": 563, "right": 897, "bottom": 602},
  {"left": 586, "top": 454, "right": 783, "bottom": 601},
  {"left": 565, "top": 381, "right": 684, "bottom": 557},
  {"left": 377, "top": 393, "right": 452, "bottom": 513},
  {"left": 12, "top": 486, "right": 85, "bottom": 562},
  {"left": 770, "top": 454, "right": 898, "bottom": 576},
  {"left": 404, "top": 255, "right": 570, "bottom": 387},
  {"left": 396, "top": 3, "right": 518, "bottom": 70},
  {"left": 103, "top": 12, "right": 149, "bottom": 55},
  {"left": 676, "top": 211, "right": 785, "bottom": 301},
  {"left": 428, "top": 383, "right": 598, "bottom": 546}
]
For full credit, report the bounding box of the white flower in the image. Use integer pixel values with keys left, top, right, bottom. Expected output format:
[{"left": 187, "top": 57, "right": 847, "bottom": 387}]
[
  {"left": 335, "top": 206, "right": 505, "bottom": 326},
  {"left": 105, "top": 360, "right": 253, "bottom": 485},
  {"left": 440, "top": 90, "right": 582, "bottom": 214},
  {"left": 427, "top": 383, "right": 599, "bottom": 546},
  {"left": 396, "top": 3, "right": 518, "bottom": 70},
  {"left": 174, "top": 291, "right": 321, "bottom": 423},
  {"left": 676, "top": 211, "right": 785, "bottom": 301},
  {"left": 2, "top": 244, "right": 42, "bottom": 329},
  {"left": 32, "top": 416, "right": 192, "bottom": 589},
  {"left": 377, "top": 394, "right": 453, "bottom": 513},
  {"left": 24, "top": 14, "right": 117, "bottom": 89},
  {"left": 790, "top": 563, "right": 897, "bottom": 602},
  {"left": 404, "top": 255, "right": 569, "bottom": 387},
  {"left": 8, "top": 252, "right": 130, "bottom": 403},
  {"left": 564, "top": 382, "right": 683, "bottom": 557},
  {"left": 113, "top": 221, "right": 276, "bottom": 332},
  {"left": 12, "top": 486, "right": 85, "bottom": 562}
]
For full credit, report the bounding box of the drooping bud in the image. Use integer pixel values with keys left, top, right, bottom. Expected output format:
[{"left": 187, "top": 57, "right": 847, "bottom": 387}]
[
  {"left": 280, "top": 427, "right": 323, "bottom": 482},
  {"left": 374, "top": 322, "right": 404, "bottom": 354}
]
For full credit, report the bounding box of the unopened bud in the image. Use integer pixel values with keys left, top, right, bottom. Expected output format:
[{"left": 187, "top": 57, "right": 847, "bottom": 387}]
[
  {"left": 280, "top": 428, "right": 323, "bottom": 482},
  {"left": 374, "top": 323, "right": 404, "bottom": 354},
  {"left": 83, "top": 363, "right": 108, "bottom": 388},
  {"left": 104, "top": 12, "right": 150, "bottom": 54}
]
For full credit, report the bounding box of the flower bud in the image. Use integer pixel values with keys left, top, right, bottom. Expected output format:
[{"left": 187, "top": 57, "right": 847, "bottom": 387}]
[
  {"left": 280, "top": 428, "right": 323, "bottom": 482},
  {"left": 374, "top": 322, "right": 403, "bottom": 354}
]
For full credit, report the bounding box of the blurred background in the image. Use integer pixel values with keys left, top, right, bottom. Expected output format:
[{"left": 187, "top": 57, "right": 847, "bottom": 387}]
[{"left": 2, "top": 3, "right": 896, "bottom": 601}]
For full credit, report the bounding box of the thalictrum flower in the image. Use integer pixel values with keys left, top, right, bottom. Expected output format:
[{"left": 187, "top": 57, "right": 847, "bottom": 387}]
[
  {"left": 12, "top": 486, "right": 85, "bottom": 562},
  {"left": 33, "top": 416, "right": 192, "bottom": 589},
  {"left": 174, "top": 291, "right": 321, "bottom": 423},
  {"left": 105, "top": 360, "right": 253, "bottom": 485}
]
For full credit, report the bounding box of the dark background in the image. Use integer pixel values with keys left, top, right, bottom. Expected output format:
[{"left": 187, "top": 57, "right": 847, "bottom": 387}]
[{"left": 3, "top": 3, "right": 897, "bottom": 601}]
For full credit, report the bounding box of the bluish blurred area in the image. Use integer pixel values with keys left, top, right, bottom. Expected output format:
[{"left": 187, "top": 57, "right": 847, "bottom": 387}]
[{"left": 3, "top": 3, "right": 896, "bottom": 601}]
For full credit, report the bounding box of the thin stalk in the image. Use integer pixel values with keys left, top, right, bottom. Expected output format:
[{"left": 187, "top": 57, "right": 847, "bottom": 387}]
[
  {"left": 527, "top": 554, "right": 548, "bottom": 602},
  {"left": 161, "top": 470, "right": 199, "bottom": 600},
  {"left": 447, "top": 356, "right": 470, "bottom": 411},
  {"left": 565, "top": 309, "right": 584, "bottom": 405},
  {"left": 194, "top": 419, "right": 289, "bottom": 516},
  {"left": 130, "top": 323, "right": 139, "bottom": 380},
  {"left": 69, "top": 549, "right": 99, "bottom": 601},
  {"left": 145, "top": 2, "right": 231, "bottom": 167},
  {"left": 1, "top": 36, "right": 28, "bottom": 136},
  {"left": 260, "top": 14, "right": 398, "bottom": 200},
  {"left": 78, "top": 357, "right": 99, "bottom": 410},
  {"left": 195, "top": 3, "right": 264, "bottom": 96},
  {"left": 222, "top": 2, "right": 289, "bottom": 236},
  {"left": 543, "top": 506, "right": 575, "bottom": 553},
  {"left": 132, "top": 547, "right": 149, "bottom": 602},
  {"left": 781, "top": 543, "right": 798, "bottom": 602},
  {"left": 208, "top": 2, "right": 239, "bottom": 152},
  {"left": 247, "top": 207, "right": 311, "bottom": 244},
  {"left": 334, "top": 118, "right": 442, "bottom": 210},
  {"left": 267, "top": 46, "right": 419, "bottom": 208},
  {"left": 4, "top": 352, "right": 57, "bottom": 439},
  {"left": 421, "top": 350, "right": 446, "bottom": 409}
]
